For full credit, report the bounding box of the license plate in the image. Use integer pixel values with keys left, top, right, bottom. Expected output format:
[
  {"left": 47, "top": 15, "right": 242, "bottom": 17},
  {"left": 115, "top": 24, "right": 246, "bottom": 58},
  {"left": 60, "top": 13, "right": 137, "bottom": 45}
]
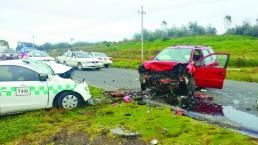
[{"left": 16, "top": 87, "right": 31, "bottom": 96}]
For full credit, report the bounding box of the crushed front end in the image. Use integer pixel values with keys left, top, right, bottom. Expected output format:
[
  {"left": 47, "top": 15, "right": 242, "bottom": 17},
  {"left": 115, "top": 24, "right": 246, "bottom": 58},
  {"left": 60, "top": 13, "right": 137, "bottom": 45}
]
[{"left": 139, "top": 62, "right": 195, "bottom": 97}]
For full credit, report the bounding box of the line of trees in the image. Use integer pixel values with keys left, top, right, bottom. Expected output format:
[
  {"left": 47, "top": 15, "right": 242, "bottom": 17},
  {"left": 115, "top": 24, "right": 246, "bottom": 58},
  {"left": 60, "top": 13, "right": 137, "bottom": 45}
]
[
  {"left": 226, "top": 22, "right": 258, "bottom": 37},
  {"left": 133, "top": 22, "right": 217, "bottom": 41}
]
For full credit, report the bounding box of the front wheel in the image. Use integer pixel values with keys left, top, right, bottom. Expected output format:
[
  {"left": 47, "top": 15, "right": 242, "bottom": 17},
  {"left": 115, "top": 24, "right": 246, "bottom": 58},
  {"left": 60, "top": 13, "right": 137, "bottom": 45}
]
[
  {"left": 77, "top": 63, "right": 83, "bottom": 71},
  {"left": 181, "top": 75, "right": 196, "bottom": 96},
  {"left": 140, "top": 74, "right": 146, "bottom": 91},
  {"left": 55, "top": 92, "right": 83, "bottom": 109},
  {"left": 104, "top": 64, "right": 109, "bottom": 68}
]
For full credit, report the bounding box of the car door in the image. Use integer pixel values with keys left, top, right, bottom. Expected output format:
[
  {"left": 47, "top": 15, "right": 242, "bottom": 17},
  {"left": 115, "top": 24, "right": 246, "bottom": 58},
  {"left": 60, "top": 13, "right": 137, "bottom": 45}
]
[
  {"left": 193, "top": 53, "right": 230, "bottom": 89},
  {"left": 65, "top": 52, "right": 73, "bottom": 66},
  {"left": 0, "top": 65, "right": 48, "bottom": 114},
  {"left": 70, "top": 52, "right": 78, "bottom": 67}
]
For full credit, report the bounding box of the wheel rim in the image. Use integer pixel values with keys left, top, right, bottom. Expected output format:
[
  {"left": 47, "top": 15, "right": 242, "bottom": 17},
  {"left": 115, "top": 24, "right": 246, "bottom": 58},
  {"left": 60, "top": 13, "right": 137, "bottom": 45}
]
[
  {"left": 62, "top": 95, "right": 78, "bottom": 109},
  {"left": 78, "top": 64, "right": 82, "bottom": 70}
]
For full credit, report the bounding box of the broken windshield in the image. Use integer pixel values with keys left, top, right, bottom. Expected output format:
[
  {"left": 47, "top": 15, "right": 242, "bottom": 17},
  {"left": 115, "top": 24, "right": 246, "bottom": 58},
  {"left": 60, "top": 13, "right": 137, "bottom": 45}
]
[{"left": 155, "top": 48, "right": 192, "bottom": 63}]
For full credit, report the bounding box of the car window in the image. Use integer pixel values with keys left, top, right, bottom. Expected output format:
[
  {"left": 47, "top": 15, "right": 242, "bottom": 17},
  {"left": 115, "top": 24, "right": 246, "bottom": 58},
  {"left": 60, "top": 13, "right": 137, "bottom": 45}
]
[
  {"left": 62, "top": 52, "right": 67, "bottom": 56},
  {"left": 95, "top": 52, "right": 107, "bottom": 57},
  {"left": 202, "top": 49, "right": 210, "bottom": 57},
  {"left": 0, "top": 65, "right": 40, "bottom": 81},
  {"left": 66, "top": 52, "right": 72, "bottom": 57},
  {"left": 155, "top": 48, "right": 192, "bottom": 63},
  {"left": 30, "top": 51, "right": 49, "bottom": 57},
  {"left": 199, "top": 54, "right": 227, "bottom": 68}
]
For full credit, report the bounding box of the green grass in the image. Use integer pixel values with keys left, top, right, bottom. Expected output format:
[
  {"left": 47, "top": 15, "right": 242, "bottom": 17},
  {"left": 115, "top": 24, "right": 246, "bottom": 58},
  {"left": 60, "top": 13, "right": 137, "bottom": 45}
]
[{"left": 0, "top": 87, "right": 257, "bottom": 145}]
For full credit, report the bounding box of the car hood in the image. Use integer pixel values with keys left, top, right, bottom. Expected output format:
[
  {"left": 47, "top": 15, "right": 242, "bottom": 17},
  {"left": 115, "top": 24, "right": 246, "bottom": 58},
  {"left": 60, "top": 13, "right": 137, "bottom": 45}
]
[
  {"left": 143, "top": 61, "right": 180, "bottom": 72},
  {"left": 45, "top": 62, "right": 72, "bottom": 74}
]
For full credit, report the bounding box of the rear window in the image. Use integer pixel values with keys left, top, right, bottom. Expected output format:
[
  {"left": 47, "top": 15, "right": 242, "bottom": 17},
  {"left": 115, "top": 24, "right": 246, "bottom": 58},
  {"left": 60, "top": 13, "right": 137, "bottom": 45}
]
[{"left": 95, "top": 52, "right": 107, "bottom": 57}]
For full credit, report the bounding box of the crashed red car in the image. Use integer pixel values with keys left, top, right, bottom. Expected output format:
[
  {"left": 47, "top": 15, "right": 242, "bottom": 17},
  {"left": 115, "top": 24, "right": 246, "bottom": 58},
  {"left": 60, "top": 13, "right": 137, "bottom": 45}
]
[{"left": 138, "top": 45, "right": 230, "bottom": 96}]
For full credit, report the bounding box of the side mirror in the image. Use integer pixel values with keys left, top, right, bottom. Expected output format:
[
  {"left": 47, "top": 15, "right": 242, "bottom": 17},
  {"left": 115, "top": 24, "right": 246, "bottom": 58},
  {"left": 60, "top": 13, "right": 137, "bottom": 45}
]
[
  {"left": 149, "top": 56, "right": 155, "bottom": 60},
  {"left": 39, "top": 73, "right": 48, "bottom": 81}
]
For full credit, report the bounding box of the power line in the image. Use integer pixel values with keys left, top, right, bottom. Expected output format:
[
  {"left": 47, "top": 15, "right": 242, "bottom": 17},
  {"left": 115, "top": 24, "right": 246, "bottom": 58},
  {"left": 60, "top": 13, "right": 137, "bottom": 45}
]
[{"left": 138, "top": 6, "right": 146, "bottom": 61}]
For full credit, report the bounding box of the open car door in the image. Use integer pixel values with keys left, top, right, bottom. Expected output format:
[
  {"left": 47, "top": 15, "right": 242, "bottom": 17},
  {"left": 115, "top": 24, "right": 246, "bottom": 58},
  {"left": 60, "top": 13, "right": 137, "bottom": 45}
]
[{"left": 193, "top": 53, "right": 230, "bottom": 89}]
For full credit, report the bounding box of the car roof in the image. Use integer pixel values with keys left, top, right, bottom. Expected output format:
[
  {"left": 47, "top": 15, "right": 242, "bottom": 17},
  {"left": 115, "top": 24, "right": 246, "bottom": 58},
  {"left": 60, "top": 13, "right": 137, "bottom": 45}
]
[
  {"left": 168, "top": 45, "right": 212, "bottom": 50},
  {"left": 0, "top": 60, "right": 46, "bottom": 73}
]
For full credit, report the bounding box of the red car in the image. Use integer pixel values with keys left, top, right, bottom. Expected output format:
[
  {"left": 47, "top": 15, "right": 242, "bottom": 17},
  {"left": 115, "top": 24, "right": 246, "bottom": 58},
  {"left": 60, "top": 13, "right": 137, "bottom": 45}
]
[{"left": 139, "top": 45, "right": 230, "bottom": 96}]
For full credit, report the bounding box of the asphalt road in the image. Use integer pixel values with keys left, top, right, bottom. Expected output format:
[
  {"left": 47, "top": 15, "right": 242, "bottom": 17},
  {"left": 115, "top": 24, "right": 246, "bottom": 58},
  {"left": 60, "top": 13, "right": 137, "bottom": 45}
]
[{"left": 71, "top": 67, "right": 258, "bottom": 116}]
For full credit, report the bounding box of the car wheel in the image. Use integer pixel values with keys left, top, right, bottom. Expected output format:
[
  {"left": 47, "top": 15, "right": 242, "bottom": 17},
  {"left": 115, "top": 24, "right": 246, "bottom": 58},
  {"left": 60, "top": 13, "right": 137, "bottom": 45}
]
[
  {"left": 140, "top": 74, "right": 146, "bottom": 91},
  {"left": 95, "top": 67, "right": 101, "bottom": 70},
  {"left": 181, "top": 75, "right": 196, "bottom": 96},
  {"left": 104, "top": 64, "right": 109, "bottom": 68},
  {"left": 63, "top": 61, "right": 67, "bottom": 65},
  {"left": 56, "top": 92, "right": 83, "bottom": 109},
  {"left": 77, "top": 63, "right": 83, "bottom": 71}
]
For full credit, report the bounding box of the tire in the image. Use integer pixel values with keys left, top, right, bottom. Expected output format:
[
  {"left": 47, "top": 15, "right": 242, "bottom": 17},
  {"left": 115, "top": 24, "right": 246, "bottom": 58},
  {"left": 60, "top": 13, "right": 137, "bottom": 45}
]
[
  {"left": 104, "top": 64, "right": 109, "bottom": 68},
  {"left": 95, "top": 67, "right": 101, "bottom": 70},
  {"left": 140, "top": 74, "right": 146, "bottom": 91},
  {"left": 63, "top": 61, "right": 67, "bottom": 66},
  {"left": 181, "top": 75, "right": 196, "bottom": 96},
  {"left": 55, "top": 92, "right": 83, "bottom": 109},
  {"left": 77, "top": 63, "right": 83, "bottom": 71}
]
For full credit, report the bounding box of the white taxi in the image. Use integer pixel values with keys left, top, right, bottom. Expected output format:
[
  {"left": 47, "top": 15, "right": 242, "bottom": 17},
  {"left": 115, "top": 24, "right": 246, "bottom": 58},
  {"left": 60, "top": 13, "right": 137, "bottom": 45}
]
[
  {"left": 0, "top": 60, "right": 92, "bottom": 115},
  {"left": 56, "top": 51, "right": 103, "bottom": 70}
]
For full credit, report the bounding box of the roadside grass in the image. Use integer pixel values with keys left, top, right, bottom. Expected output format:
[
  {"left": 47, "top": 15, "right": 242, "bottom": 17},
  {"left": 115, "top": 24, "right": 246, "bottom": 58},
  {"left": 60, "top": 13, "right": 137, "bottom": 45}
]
[{"left": 0, "top": 87, "right": 258, "bottom": 145}]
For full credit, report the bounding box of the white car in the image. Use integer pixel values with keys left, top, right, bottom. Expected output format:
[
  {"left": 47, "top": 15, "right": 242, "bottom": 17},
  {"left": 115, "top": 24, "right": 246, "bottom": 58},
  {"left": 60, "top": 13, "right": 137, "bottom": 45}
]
[
  {"left": 90, "top": 52, "right": 113, "bottom": 68},
  {"left": 56, "top": 51, "right": 103, "bottom": 70},
  {"left": 0, "top": 60, "right": 92, "bottom": 115},
  {"left": 27, "top": 50, "right": 55, "bottom": 61}
]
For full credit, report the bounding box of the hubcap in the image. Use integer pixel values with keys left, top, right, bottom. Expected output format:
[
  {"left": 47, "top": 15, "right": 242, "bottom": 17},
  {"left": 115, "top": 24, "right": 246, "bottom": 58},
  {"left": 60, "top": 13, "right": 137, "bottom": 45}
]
[
  {"left": 62, "top": 95, "right": 78, "bottom": 109},
  {"left": 78, "top": 64, "right": 82, "bottom": 70}
]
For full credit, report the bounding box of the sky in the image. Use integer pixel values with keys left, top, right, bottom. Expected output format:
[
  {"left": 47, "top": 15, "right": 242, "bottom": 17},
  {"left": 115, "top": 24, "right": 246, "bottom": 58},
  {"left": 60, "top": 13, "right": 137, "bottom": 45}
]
[{"left": 0, "top": 0, "right": 258, "bottom": 48}]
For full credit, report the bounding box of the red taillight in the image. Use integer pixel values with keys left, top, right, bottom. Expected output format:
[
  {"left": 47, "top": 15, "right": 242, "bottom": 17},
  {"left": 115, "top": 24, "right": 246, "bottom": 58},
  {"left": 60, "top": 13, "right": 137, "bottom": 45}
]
[
  {"left": 109, "top": 57, "right": 112, "bottom": 61},
  {"left": 159, "top": 79, "right": 173, "bottom": 84}
]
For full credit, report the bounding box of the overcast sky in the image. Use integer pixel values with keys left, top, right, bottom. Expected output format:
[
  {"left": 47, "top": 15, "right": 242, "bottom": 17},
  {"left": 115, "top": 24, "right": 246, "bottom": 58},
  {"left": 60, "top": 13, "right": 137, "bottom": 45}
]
[{"left": 1, "top": 0, "right": 258, "bottom": 48}]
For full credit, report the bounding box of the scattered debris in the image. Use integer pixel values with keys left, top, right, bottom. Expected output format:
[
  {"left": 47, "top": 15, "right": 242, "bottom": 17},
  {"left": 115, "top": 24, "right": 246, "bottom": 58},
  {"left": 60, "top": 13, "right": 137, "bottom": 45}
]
[
  {"left": 194, "top": 92, "right": 213, "bottom": 101},
  {"left": 87, "top": 98, "right": 94, "bottom": 105},
  {"left": 110, "top": 127, "right": 140, "bottom": 138},
  {"left": 123, "top": 95, "right": 132, "bottom": 103},
  {"left": 109, "top": 91, "right": 125, "bottom": 98},
  {"left": 112, "top": 102, "right": 118, "bottom": 106},
  {"left": 175, "top": 108, "right": 186, "bottom": 116},
  {"left": 200, "top": 89, "right": 207, "bottom": 92},
  {"left": 150, "top": 139, "right": 158, "bottom": 145},
  {"left": 137, "top": 99, "right": 146, "bottom": 105}
]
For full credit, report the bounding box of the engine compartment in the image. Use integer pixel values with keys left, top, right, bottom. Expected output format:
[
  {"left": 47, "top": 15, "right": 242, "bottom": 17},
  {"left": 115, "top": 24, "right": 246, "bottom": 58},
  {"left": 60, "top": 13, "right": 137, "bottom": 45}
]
[{"left": 139, "top": 63, "right": 193, "bottom": 96}]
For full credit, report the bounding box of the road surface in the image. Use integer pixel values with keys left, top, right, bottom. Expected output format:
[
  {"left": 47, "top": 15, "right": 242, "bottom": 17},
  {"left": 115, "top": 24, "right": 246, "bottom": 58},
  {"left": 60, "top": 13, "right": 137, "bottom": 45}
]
[{"left": 72, "top": 67, "right": 258, "bottom": 116}]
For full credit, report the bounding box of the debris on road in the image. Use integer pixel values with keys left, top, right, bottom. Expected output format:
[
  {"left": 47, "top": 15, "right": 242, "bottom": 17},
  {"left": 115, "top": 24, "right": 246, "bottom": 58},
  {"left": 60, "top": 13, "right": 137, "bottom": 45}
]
[
  {"left": 110, "top": 127, "right": 140, "bottom": 138},
  {"left": 150, "top": 139, "right": 158, "bottom": 145},
  {"left": 123, "top": 95, "right": 132, "bottom": 103}
]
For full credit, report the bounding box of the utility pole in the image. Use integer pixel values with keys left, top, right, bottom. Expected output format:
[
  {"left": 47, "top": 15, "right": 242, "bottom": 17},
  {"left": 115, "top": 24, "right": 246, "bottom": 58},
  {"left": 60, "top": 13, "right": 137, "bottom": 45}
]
[
  {"left": 32, "top": 33, "right": 35, "bottom": 49},
  {"left": 138, "top": 6, "right": 146, "bottom": 61}
]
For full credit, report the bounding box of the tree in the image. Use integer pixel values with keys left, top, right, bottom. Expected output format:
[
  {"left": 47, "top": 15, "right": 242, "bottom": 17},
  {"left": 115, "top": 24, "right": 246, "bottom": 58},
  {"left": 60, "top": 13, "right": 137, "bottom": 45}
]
[{"left": 224, "top": 15, "right": 232, "bottom": 30}]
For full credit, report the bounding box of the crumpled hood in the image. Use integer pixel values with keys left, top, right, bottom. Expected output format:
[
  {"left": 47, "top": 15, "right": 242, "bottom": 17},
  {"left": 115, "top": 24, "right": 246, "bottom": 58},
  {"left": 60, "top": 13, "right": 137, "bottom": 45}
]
[
  {"left": 143, "top": 61, "right": 180, "bottom": 72},
  {"left": 45, "top": 62, "right": 72, "bottom": 74}
]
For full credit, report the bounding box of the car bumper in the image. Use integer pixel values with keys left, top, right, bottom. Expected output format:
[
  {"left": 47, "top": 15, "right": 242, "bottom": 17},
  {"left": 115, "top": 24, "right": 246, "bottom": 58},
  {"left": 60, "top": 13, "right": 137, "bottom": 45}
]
[{"left": 82, "top": 63, "right": 103, "bottom": 68}]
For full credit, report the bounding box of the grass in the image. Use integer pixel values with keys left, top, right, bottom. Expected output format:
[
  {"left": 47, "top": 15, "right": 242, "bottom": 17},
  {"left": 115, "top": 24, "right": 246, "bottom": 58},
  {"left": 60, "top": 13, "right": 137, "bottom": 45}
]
[{"left": 0, "top": 87, "right": 257, "bottom": 145}]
